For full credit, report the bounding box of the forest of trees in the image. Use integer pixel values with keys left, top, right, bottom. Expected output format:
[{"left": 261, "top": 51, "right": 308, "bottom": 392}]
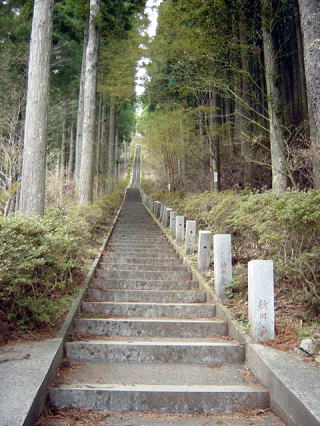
[
  {"left": 0, "top": 0, "right": 147, "bottom": 216},
  {"left": 140, "top": 0, "right": 320, "bottom": 194},
  {"left": 0, "top": 0, "right": 320, "bottom": 214}
]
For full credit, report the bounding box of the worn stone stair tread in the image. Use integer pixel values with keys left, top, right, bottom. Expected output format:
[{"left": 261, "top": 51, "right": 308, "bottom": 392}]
[
  {"left": 91, "top": 280, "right": 198, "bottom": 291},
  {"left": 65, "top": 339, "right": 245, "bottom": 363},
  {"left": 98, "top": 264, "right": 187, "bottom": 271},
  {"left": 49, "top": 382, "right": 269, "bottom": 413},
  {"left": 75, "top": 317, "right": 227, "bottom": 338},
  {"left": 76, "top": 317, "right": 223, "bottom": 323},
  {"left": 87, "top": 288, "right": 206, "bottom": 304},
  {"left": 81, "top": 301, "right": 215, "bottom": 318},
  {"left": 51, "top": 361, "right": 257, "bottom": 386}
]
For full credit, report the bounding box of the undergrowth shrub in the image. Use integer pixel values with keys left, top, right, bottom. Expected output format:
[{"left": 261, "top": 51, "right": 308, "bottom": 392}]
[
  {"left": 0, "top": 185, "right": 125, "bottom": 330},
  {"left": 146, "top": 187, "right": 320, "bottom": 311}
]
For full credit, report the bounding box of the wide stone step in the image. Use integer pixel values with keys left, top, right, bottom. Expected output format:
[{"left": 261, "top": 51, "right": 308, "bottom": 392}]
[
  {"left": 102, "top": 252, "right": 177, "bottom": 260},
  {"left": 102, "top": 253, "right": 177, "bottom": 260},
  {"left": 100, "top": 258, "right": 180, "bottom": 265},
  {"left": 87, "top": 288, "right": 206, "bottom": 303},
  {"left": 98, "top": 264, "right": 187, "bottom": 272},
  {"left": 66, "top": 339, "right": 245, "bottom": 364},
  {"left": 107, "top": 247, "right": 175, "bottom": 254},
  {"left": 82, "top": 301, "right": 215, "bottom": 318},
  {"left": 107, "top": 243, "right": 171, "bottom": 250},
  {"left": 92, "top": 278, "right": 198, "bottom": 290},
  {"left": 95, "top": 270, "right": 191, "bottom": 281},
  {"left": 50, "top": 383, "right": 268, "bottom": 414},
  {"left": 75, "top": 318, "right": 226, "bottom": 337}
]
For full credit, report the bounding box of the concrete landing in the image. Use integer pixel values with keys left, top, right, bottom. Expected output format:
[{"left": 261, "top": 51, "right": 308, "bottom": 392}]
[{"left": 0, "top": 339, "right": 62, "bottom": 426}]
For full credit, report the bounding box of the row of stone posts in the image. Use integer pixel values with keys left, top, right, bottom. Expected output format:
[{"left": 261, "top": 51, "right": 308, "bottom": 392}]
[{"left": 140, "top": 190, "right": 275, "bottom": 342}]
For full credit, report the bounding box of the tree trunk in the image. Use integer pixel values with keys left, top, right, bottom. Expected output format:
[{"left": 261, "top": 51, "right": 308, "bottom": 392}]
[
  {"left": 60, "top": 113, "right": 67, "bottom": 181},
  {"left": 77, "top": 0, "right": 100, "bottom": 203},
  {"left": 114, "top": 123, "right": 119, "bottom": 180},
  {"left": 99, "top": 95, "right": 108, "bottom": 194},
  {"left": 297, "top": 0, "right": 320, "bottom": 188},
  {"left": 108, "top": 99, "right": 115, "bottom": 182},
  {"left": 75, "top": 18, "right": 89, "bottom": 183},
  {"left": 239, "top": 22, "right": 252, "bottom": 185},
  {"left": 208, "top": 90, "right": 221, "bottom": 192},
  {"left": 262, "top": 0, "right": 288, "bottom": 193},
  {"left": 19, "top": 0, "right": 54, "bottom": 216},
  {"left": 67, "top": 122, "right": 75, "bottom": 181}
]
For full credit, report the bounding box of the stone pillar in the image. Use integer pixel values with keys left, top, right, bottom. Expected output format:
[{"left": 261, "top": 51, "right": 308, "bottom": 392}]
[
  {"left": 185, "top": 220, "right": 197, "bottom": 254},
  {"left": 170, "top": 211, "right": 177, "bottom": 236},
  {"left": 176, "top": 215, "right": 185, "bottom": 243},
  {"left": 248, "top": 260, "right": 275, "bottom": 341},
  {"left": 155, "top": 201, "right": 161, "bottom": 217},
  {"left": 164, "top": 207, "right": 172, "bottom": 228},
  {"left": 198, "top": 230, "right": 212, "bottom": 272},
  {"left": 214, "top": 234, "right": 232, "bottom": 299},
  {"left": 162, "top": 206, "right": 168, "bottom": 225},
  {"left": 160, "top": 204, "right": 165, "bottom": 222}
]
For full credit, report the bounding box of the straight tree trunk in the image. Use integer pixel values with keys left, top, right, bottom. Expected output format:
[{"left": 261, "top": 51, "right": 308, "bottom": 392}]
[
  {"left": 77, "top": 0, "right": 100, "bottom": 203},
  {"left": 239, "top": 22, "right": 252, "bottom": 185},
  {"left": 99, "top": 95, "right": 108, "bottom": 194},
  {"left": 294, "top": 3, "right": 308, "bottom": 122},
  {"left": 208, "top": 90, "right": 221, "bottom": 192},
  {"left": 75, "top": 19, "right": 89, "bottom": 183},
  {"left": 67, "top": 122, "right": 75, "bottom": 181},
  {"left": 297, "top": 0, "right": 320, "bottom": 188},
  {"left": 114, "top": 124, "right": 119, "bottom": 180},
  {"left": 108, "top": 99, "right": 115, "bottom": 181},
  {"left": 60, "top": 113, "right": 67, "bottom": 181},
  {"left": 262, "top": 0, "right": 288, "bottom": 193},
  {"left": 20, "top": 0, "right": 54, "bottom": 216}
]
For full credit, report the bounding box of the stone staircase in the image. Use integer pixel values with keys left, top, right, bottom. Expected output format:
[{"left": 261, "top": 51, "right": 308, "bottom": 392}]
[{"left": 49, "top": 188, "right": 269, "bottom": 414}]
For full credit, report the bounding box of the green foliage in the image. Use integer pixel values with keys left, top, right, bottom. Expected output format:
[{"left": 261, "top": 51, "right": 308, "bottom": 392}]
[
  {"left": 146, "top": 188, "right": 320, "bottom": 310},
  {"left": 0, "top": 188, "right": 124, "bottom": 330}
]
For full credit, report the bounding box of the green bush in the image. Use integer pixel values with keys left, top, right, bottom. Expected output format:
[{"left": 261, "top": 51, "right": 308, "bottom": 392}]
[
  {"left": 145, "top": 187, "right": 320, "bottom": 310},
  {"left": 0, "top": 187, "right": 125, "bottom": 330}
]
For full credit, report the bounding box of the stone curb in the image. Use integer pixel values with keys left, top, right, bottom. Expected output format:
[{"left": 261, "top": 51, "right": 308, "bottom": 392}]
[
  {"left": 142, "top": 198, "right": 320, "bottom": 426},
  {"left": 0, "top": 189, "right": 128, "bottom": 426}
]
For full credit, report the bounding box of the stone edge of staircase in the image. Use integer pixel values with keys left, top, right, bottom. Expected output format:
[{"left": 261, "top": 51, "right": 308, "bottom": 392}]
[
  {"left": 0, "top": 189, "right": 128, "bottom": 426},
  {"left": 143, "top": 198, "right": 320, "bottom": 426}
]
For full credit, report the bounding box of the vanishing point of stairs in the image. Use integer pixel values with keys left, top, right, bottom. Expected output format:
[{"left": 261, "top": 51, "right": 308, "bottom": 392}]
[{"left": 49, "top": 188, "right": 269, "bottom": 414}]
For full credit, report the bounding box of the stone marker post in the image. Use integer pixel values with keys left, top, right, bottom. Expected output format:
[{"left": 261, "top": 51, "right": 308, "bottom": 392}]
[
  {"left": 165, "top": 208, "right": 172, "bottom": 228},
  {"left": 248, "top": 260, "right": 275, "bottom": 341},
  {"left": 176, "top": 215, "right": 185, "bottom": 243},
  {"left": 170, "top": 211, "right": 177, "bottom": 236},
  {"left": 198, "top": 230, "right": 212, "bottom": 272},
  {"left": 214, "top": 234, "right": 232, "bottom": 299},
  {"left": 155, "top": 201, "right": 161, "bottom": 217},
  {"left": 185, "top": 220, "right": 197, "bottom": 254},
  {"left": 162, "top": 206, "right": 168, "bottom": 226},
  {"left": 160, "top": 204, "right": 164, "bottom": 222}
]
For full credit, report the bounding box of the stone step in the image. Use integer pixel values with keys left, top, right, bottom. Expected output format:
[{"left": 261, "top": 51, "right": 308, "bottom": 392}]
[
  {"left": 82, "top": 301, "right": 215, "bottom": 318},
  {"left": 98, "top": 264, "right": 187, "bottom": 272},
  {"left": 50, "top": 383, "right": 268, "bottom": 413},
  {"left": 95, "top": 270, "right": 191, "bottom": 281},
  {"left": 99, "top": 258, "right": 181, "bottom": 265},
  {"left": 107, "top": 243, "right": 171, "bottom": 250},
  {"left": 65, "top": 339, "right": 245, "bottom": 364},
  {"left": 106, "top": 247, "right": 175, "bottom": 254},
  {"left": 102, "top": 252, "right": 177, "bottom": 260},
  {"left": 75, "top": 318, "right": 227, "bottom": 337},
  {"left": 50, "top": 360, "right": 260, "bottom": 388},
  {"left": 92, "top": 278, "right": 198, "bottom": 290},
  {"left": 87, "top": 288, "right": 206, "bottom": 303}
]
